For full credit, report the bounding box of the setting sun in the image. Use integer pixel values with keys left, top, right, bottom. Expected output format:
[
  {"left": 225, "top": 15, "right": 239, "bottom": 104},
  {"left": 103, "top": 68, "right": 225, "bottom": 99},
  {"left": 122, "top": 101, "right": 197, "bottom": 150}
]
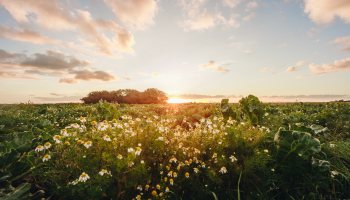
[{"left": 167, "top": 98, "right": 190, "bottom": 104}]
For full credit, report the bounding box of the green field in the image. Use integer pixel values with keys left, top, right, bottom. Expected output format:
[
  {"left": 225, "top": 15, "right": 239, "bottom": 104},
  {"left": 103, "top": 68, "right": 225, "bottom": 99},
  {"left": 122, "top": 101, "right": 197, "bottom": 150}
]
[{"left": 0, "top": 98, "right": 349, "bottom": 199}]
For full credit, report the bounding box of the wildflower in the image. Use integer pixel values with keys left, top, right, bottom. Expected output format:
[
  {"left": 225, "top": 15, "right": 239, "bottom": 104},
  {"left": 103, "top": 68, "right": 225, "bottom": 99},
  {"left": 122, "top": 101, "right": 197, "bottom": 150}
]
[
  {"left": 78, "top": 172, "right": 90, "bottom": 182},
  {"left": 165, "top": 187, "right": 170, "bottom": 192},
  {"left": 151, "top": 190, "right": 158, "bottom": 196},
  {"left": 229, "top": 155, "right": 238, "bottom": 163},
  {"left": 42, "top": 154, "right": 51, "bottom": 162},
  {"left": 135, "top": 147, "right": 142, "bottom": 156},
  {"left": 135, "top": 195, "right": 141, "bottom": 200},
  {"left": 60, "top": 128, "right": 67, "bottom": 136},
  {"left": 117, "top": 154, "right": 123, "bottom": 159},
  {"left": 330, "top": 143, "right": 335, "bottom": 148},
  {"left": 79, "top": 116, "right": 86, "bottom": 123},
  {"left": 69, "top": 180, "right": 79, "bottom": 185},
  {"left": 156, "top": 184, "right": 161, "bottom": 190},
  {"left": 331, "top": 170, "right": 339, "bottom": 178},
  {"left": 185, "top": 172, "right": 190, "bottom": 178},
  {"left": 83, "top": 141, "right": 92, "bottom": 149},
  {"left": 271, "top": 168, "right": 275, "bottom": 172},
  {"left": 44, "top": 142, "right": 52, "bottom": 149},
  {"left": 53, "top": 135, "right": 61, "bottom": 143},
  {"left": 169, "top": 157, "right": 177, "bottom": 163},
  {"left": 156, "top": 136, "right": 164, "bottom": 141},
  {"left": 169, "top": 178, "right": 174, "bottom": 185},
  {"left": 137, "top": 185, "right": 143, "bottom": 191},
  {"left": 212, "top": 153, "right": 217, "bottom": 159},
  {"left": 263, "top": 149, "right": 269, "bottom": 153},
  {"left": 103, "top": 135, "right": 111, "bottom": 142},
  {"left": 64, "top": 141, "right": 70, "bottom": 145},
  {"left": 99, "top": 169, "right": 112, "bottom": 176},
  {"left": 127, "top": 148, "right": 135, "bottom": 153},
  {"left": 219, "top": 167, "right": 228, "bottom": 174},
  {"left": 167, "top": 171, "right": 173, "bottom": 177},
  {"left": 193, "top": 168, "right": 199, "bottom": 173},
  {"left": 140, "top": 160, "right": 145, "bottom": 164},
  {"left": 35, "top": 145, "right": 44, "bottom": 152},
  {"left": 145, "top": 184, "right": 150, "bottom": 191},
  {"left": 128, "top": 161, "right": 134, "bottom": 167},
  {"left": 173, "top": 172, "right": 178, "bottom": 178}
]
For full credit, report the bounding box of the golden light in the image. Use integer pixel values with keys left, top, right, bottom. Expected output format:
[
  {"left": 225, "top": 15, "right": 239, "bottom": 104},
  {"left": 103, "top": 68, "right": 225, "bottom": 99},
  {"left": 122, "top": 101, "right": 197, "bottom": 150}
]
[{"left": 167, "top": 98, "right": 190, "bottom": 104}]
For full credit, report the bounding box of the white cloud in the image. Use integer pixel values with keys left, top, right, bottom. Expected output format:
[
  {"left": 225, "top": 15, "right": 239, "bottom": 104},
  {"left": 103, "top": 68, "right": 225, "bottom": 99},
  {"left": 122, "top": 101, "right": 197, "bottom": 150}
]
[
  {"left": 309, "top": 57, "right": 350, "bottom": 74},
  {"left": 104, "top": 0, "right": 158, "bottom": 29},
  {"left": 286, "top": 60, "right": 307, "bottom": 72},
  {"left": 0, "top": 0, "right": 135, "bottom": 56},
  {"left": 0, "top": 25, "right": 58, "bottom": 44},
  {"left": 304, "top": 0, "right": 350, "bottom": 24},
  {"left": 180, "top": 0, "right": 251, "bottom": 31},
  {"left": 333, "top": 36, "right": 350, "bottom": 51},
  {"left": 202, "top": 60, "right": 230, "bottom": 73},
  {"left": 223, "top": 0, "right": 241, "bottom": 8},
  {"left": 246, "top": 1, "right": 258, "bottom": 12}
]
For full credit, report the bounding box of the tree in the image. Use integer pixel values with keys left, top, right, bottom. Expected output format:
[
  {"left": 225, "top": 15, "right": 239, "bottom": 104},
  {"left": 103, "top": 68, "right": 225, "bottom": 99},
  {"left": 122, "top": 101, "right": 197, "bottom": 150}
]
[{"left": 81, "top": 88, "right": 168, "bottom": 104}]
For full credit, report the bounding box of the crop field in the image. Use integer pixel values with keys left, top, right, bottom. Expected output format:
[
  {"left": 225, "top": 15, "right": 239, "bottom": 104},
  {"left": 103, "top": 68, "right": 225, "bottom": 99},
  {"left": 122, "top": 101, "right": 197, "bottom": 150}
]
[{"left": 0, "top": 97, "right": 349, "bottom": 200}]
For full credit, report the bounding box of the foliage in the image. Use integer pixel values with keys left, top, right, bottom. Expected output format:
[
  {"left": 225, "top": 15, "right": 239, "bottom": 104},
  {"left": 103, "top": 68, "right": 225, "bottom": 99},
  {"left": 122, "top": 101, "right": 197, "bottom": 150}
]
[
  {"left": 81, "top": 88, "right": 168, "bottom": 104},
  {"left": 0, "top": 100, "right": 349, "bottom": 199},
  {"left": 238, "top": 95, "right": 264, "bottom": 125}
]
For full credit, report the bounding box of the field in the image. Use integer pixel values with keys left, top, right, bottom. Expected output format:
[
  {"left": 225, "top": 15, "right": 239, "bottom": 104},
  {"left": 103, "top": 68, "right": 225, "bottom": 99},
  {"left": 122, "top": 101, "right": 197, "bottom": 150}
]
[{"left": 0, "top": 98, "right": 349, "bottom": 200}]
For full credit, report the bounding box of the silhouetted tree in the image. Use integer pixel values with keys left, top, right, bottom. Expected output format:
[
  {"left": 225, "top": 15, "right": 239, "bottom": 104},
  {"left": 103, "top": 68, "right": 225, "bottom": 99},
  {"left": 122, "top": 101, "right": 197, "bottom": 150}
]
[{"left": 81, "top": 88, "right": 168, "bottom": 104}]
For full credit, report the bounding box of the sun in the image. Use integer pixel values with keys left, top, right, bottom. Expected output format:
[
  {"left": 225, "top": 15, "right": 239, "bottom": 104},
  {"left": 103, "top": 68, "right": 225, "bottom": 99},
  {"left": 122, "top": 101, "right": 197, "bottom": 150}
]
[{"left": 167, "top": 98, "right": 189, "bottom": 104}]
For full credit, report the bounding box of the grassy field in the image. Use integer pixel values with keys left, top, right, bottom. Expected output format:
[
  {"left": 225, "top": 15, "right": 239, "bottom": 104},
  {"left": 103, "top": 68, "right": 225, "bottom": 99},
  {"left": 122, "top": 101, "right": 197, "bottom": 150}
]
[{"left": 0, "top": 99, "right": 349, "bottom": 199}]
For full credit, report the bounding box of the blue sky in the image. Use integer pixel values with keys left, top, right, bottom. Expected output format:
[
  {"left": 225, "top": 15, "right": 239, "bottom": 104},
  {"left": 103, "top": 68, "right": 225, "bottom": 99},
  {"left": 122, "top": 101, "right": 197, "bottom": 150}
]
[{"left": 0, "top": 0, "right": 349, "bottom": 103}]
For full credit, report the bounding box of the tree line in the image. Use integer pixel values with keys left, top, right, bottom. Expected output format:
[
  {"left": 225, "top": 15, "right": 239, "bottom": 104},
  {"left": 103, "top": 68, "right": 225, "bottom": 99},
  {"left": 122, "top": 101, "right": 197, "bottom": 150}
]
[{"left": 81, "top": 88, "right": 168, "bottom": 104}]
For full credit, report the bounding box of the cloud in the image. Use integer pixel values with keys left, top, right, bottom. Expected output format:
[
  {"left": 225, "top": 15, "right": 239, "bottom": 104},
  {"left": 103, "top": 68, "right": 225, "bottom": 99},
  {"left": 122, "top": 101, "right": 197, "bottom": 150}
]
[
  {"left": 202, "top": 60, "right": 230, "bottom": 73},
  {"left": 59, "top": 70, "right": 115, "bottom": 84},
  {"left": 309, "top": 57, "right": 350, "bottom": 74},
  {"left": 0, "top": 25, "right": 58, "bottom": 44},
  {"left": 333, "top": 36, "right": 350, "bottom": 51},
  {"left": 104, "top": 0, "right": 158, "bottom": 29},
  {"left": 223, "top": 0, "right": 241, "bottom": 8},
  {"left": 246, "top": 1, "right": 258, "bottom": 12},
  {"left": 59, "top": 78, "right": 78, "bottom": 84},
  {"left": 304, "top": 0, "right": 350, "bottom": 24},
  {"left": 20, "top": 50, "right": 89, "bottom": 70},
  {"left": 72, "top": 70, "right": 115, "bottom": 81},
  {"left": 180, "top": 0, "right": 244, "bottom": 31},
  {"left": 0, "top": 49, "right": 116, "bottom": 83},
  {"left": 0, "top": 0, "right": 135, "bottom": 55},
  {"left": 50, "top": 93, "right": 63, "bottom": 96},
  {"left": 286, "top": 60, "right": 306, "bottom": 72}
]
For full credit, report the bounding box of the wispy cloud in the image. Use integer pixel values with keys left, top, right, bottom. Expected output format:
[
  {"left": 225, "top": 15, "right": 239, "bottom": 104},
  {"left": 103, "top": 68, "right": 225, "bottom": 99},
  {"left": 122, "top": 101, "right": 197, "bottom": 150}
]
[
  {"left": 304, "top": 0, "right": 350, "bottom": 24},
  {"left": 0, "top": 0, "right": 135, "bottom": 56},
  {"left": 202, "top": 60, "right": 230, "bottom": 73},
  {"left": 104, "top": 0, "right": 158, "bottom": 29},
  {"left": 333, "top": 36, "right": 350, "bottom": 51},
  {"left": 309, "top": 57, "right": 350, "bottom": 74},
  {"left": 180, "top": 0, "right": 257, "bottom": 31},
  {"left": 0, "top": 25, "right": 58, "bottom": 45},
  {"left": 286, "top": 60, "right": 307, "bottom": 72}
]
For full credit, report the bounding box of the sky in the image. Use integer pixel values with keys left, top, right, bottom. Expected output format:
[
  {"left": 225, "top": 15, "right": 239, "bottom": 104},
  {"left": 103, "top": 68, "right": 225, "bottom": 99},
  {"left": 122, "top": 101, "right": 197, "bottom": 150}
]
[{"left": 0, "top": 0, "right": 349, "bottom": 103}]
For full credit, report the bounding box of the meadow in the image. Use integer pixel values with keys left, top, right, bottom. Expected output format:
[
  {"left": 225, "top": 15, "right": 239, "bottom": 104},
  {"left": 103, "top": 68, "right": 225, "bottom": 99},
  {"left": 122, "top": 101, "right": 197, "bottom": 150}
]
[{"left": 0, "top": 96, "right": 349, "bottom": 200}]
